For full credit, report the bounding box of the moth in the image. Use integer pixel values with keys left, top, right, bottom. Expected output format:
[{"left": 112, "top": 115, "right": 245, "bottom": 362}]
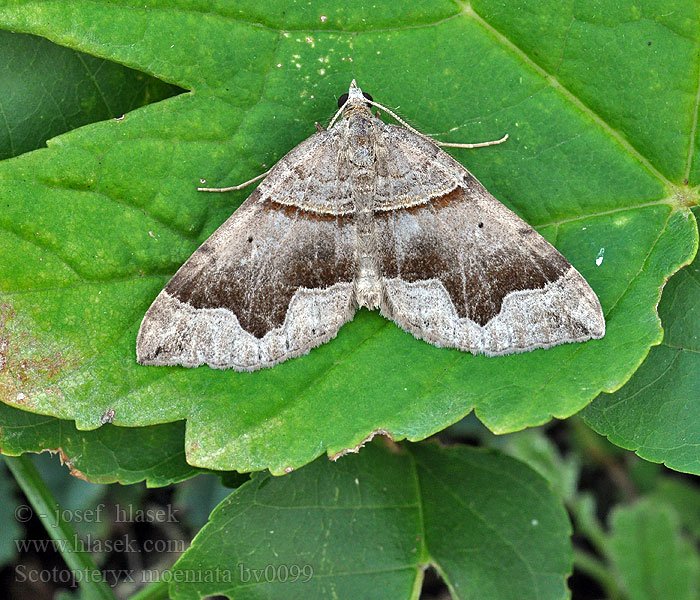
[{"left": 137, "top": 80, "right": 605, "bottom": 371}]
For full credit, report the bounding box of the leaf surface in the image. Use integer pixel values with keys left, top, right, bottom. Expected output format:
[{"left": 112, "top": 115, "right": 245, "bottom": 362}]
[
  {"left": 0, "top": 1, "right": 697, "bottom": 473},
  {"left": 170, "top": 442, "right": 572, "bottom": 600},
  {"left": 607, "top": 499, "right": 700, "bottom": 600},
  {"left": 0, "top": 29, "right": 181, "bottom": 159},
  {"left": 0, "top": 401, "right": 199, "bottom": 485},
  {"left": 583, "top": 206, "right": 700, "bottom": 474}
]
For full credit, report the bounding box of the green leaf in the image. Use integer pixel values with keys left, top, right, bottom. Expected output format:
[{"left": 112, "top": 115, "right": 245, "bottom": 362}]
[
  {"left": 0, "top": 1, "right": 697, "bottom": 474},
  {"left": 651, "top": 477, "right": 700, "bottom": 540},
  {"left": 583, "top": 206, "right": 700, "bottom": 474},
  {"left": 607, "top": 499, "right": 700, "bottom": 600},
  {"left": 471, "top": 0, "right": 700, "bottom": 183},
  {"left": 170, "top": 441, "right": 572, "bottom": 600},
  {"left": 0, "top": 29, "right": 182, "bottom": 159},
  {"left": 0, "top": 401, "right": 200, "bottom": 486}
]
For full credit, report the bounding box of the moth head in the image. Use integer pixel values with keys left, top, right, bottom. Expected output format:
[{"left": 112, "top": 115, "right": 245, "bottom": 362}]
[{"left": 338, "top": 79, "right": 373, "bottom": 111}]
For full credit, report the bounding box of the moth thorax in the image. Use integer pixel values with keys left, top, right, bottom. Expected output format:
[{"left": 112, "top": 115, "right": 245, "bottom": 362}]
[
  {"left": 347, "top": 114, "right": 376, "bottom": 169},
  {"left": 342, "top": 104, "right": 373, "bottom": 119}
]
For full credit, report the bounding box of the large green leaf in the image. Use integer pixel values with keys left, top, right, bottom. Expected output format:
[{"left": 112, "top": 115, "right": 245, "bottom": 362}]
[
  {"left": 0, "top": 401, "right": 199, "bottom": 485},
  {"left": 170, "top": 441, "right": 572, "bottom": 600},
  {"left": 0, "top": 1, "right": 697, "bottom": 473},
  {"left": 583, "top": 208, "right": 700, "bottom": 474},
  {"left": 0, "top": 29, "right": 182, "bottom": 160},
  {"left": 0, "top": 21, "right": 199, "bottom": 488}
]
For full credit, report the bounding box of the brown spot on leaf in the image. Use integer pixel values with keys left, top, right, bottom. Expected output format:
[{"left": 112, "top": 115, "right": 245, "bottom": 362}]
[
  {"left": 186, "top": 440, "right": 200, "bottom": 460},
  {"left": 47, "top": 448, "right": 90, "bottom": 481},
  {"left": 329, "top": 429, "right": 394, "bottom": 461},
  {"left": 0, "top": 302, "right": 70, "bottom": 406}
]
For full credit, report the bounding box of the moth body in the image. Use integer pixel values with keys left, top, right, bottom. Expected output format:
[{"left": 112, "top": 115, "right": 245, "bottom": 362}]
[{"left": 343, "top": 92, "right": 383, "bottom": 310}]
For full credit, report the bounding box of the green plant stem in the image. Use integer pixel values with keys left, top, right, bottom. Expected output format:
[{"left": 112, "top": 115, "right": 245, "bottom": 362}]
[
  {"left": 569, "top": 494, "right": 609, "bottom": 556},
  {"left": 3, "top": 454, "right": 115, "bottom": 600},
  {"left": 128, "top": 579, "right": 170, "bottom": 600},
  {"left": 573, "top": 549, "right": 623, "bottom": 600}
]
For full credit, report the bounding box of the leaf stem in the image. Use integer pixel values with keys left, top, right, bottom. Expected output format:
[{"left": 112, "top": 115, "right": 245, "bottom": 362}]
[{"left": 3, "top": 454, "right": 115, "bottom": 600}]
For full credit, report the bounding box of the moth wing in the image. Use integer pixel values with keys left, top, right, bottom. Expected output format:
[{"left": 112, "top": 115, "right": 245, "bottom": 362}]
[
  {"left": 137, "top": 130, "right": 357, "bottom": 371},
  {"left": 374, "top": 123, "right": 605, "bottom": 356}
]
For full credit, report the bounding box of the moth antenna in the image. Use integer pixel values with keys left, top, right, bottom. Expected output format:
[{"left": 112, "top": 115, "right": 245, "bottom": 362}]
[
  {"left": 366, "top": 99, "right": 508, "bottom": 149},
  {"left": 198, "top": 169, "right": 270, "bottom": 193},
  {"left": 326, "top": 103, "right": 346, "bottom": 130},
  {"left": 437, "top": 134, "right": 509, "bottom": 149}
]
